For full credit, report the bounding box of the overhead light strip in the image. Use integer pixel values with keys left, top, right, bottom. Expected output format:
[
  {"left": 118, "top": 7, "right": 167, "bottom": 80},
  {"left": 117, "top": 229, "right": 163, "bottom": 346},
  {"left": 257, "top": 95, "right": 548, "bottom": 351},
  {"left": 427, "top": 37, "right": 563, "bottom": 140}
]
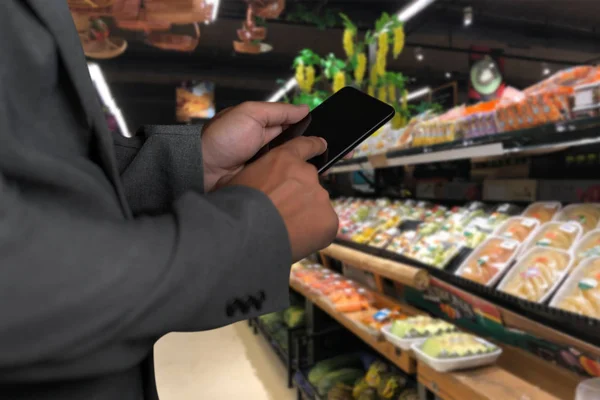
[
  {"left": 266, "top": 78, "right": 298, "bottom": 102},
  {"left": 87, "top": 63, "right": 132, "bottom": 138},
  {"left": 406, "top": 86, "right": 431, "bottom": 101},
  {"left": 209, "top": 0, "right": 221, "bottom": 21}
]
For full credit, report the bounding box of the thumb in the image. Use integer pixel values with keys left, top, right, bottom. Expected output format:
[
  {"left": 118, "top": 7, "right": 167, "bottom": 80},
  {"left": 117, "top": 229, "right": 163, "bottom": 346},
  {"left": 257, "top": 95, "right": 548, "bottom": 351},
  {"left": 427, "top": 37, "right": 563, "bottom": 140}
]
[{"left": 280, "top": 136, "right": 327, "bottom": 161}]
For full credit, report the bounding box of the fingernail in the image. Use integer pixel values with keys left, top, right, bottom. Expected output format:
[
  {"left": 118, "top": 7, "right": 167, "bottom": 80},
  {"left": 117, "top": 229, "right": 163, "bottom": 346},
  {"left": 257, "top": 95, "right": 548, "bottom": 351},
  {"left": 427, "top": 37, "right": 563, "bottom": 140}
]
[{"left": 319, "top": 137, "right": 328, "bottom": 148}]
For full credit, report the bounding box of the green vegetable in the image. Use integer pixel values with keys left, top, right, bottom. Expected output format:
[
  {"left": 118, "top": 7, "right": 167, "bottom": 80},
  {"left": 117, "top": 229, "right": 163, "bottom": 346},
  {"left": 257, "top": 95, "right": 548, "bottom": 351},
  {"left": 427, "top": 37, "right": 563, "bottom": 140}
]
[
  {"left": 377, "top": 373, "right": 407, "bottom": 399},
  {"left": 326, "top": 382, "right": 354, "bottom": 400},
  {"left": 283, "top": 306, "right": 305, "bottom": 328},
  {"left": 317, "top": 369, "right": 364, "bottom": 396},
  {"left": 356, "top": 387, "right": 378, "bottom": 400},
  {"left": 308, "top": 354, "right": 364, "bottom": 386}
]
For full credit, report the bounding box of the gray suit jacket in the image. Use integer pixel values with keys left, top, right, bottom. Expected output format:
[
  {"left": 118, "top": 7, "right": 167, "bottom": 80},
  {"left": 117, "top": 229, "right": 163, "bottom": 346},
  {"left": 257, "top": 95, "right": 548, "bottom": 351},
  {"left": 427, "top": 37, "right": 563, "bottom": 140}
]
[{"left": 0, "top": 1, "right": 291, "bottom": 399}]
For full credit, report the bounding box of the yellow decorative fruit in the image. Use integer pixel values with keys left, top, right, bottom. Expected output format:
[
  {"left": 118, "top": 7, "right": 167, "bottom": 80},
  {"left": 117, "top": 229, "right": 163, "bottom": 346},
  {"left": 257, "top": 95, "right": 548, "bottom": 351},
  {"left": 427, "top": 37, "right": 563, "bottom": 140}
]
[
  {"left": 388, "top": 84, "right": 397, "bottom": 103},
  {"left": 376, "top": 32, "right": 389, "bottom": 76},
  {"left": 393, "top": 26, "right": 405, "bottom": 58},
  {"left": 305, "top": 65, "right": 315, "bottom": 93},
  {"left": 369, "top": 65, "right": 378, "bottom": 86},
  {"left": 333, "top": 71, "right": 346, "bottom": 93},
  {"left": 377, "top": 86, "right": 387, "bottom": 103},
  {"left": 368, "top": 85, "right": 375, "bottom": 97},
  {"left": 295, "top": 63, "right": 306, "bottom": 92},
  {"left": 355, "top": 53, "right": 367, "bottom": 84},
  {"left": 391, "top": 112, "right": 404, "bottom": 129},
  {"left": 343, "top": 29, "right": 355, "bottom": 58}
]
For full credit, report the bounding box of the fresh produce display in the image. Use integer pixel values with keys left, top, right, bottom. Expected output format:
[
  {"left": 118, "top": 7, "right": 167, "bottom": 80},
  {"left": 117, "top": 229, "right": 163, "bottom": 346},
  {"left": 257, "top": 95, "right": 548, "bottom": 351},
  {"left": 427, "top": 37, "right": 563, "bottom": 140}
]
[
  {"left": 308, "top": 354, "right": 365, "bottom": 386},
  {"left": 327, "top": 382, "right": 354, "bottom": 400},
  {"left": 521, "top": 221, "right": 582, "bottom": 253},
  {"left": 328, "top": 287, "right": 374, "bottom": 313},
  {"left": 283, "top": 306, "right": 306, "bottom": 329},
  {"left": 419, "top": 333, "right": 498, "bottom": 358},
  {"left": 389, "top": 316, "right": 456, "bottom": 339},
  {"left": 356, "top": 307, "right": 407, "bottom": 333},
  {"left": 354, "top": 65, "right": 600, "bottom": 157},
  {"left": 523, "top": 202, "right": 562, "bottom": 223},
  {"left": 499, "top": 247, "right": 572, "bottom": 302},
  {"left": 552, "top": 257, "right": 600, "bottom": 318},
  {"left": 317, "top": 368, "right": 364, "bottom": 396},
  {"left": 457, "top": 236, "right": 520, "bottom": 285},
  {"left": 554, "top": 204, "right": 600, "bottom": 233},
  {"left": 406, "top": 230, "right": 462, "bottom": 269}
]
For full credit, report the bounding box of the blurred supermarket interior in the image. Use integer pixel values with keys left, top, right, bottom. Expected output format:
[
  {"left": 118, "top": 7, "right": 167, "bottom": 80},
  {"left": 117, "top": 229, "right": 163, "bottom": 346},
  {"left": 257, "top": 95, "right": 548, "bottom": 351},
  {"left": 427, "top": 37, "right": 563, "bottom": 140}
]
[{"left": 70, "top": 1, "right": 600, "bottom": 399}]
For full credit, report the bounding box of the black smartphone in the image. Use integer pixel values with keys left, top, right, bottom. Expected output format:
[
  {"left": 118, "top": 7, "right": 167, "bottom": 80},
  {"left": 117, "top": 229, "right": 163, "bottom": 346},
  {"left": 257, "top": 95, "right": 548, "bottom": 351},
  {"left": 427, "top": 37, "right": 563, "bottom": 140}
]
[{"left": 255, "top": 87, "right": 395, "bottom": 173}]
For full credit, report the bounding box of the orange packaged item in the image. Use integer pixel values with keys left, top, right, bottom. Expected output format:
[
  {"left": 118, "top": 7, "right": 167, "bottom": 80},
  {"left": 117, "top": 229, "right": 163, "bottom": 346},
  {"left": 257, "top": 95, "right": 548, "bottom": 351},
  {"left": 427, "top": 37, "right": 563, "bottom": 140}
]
[
  {"left": 494, "top": 217, "right": 539, "bottom": 242},
  {"left": 499, "top": 247, "right": 573, "bottom": 303},
  {"left": 521, "top": 221, "right": 582, "bottom": 255},
  {"left": 554, "top": 204, "right": 600, "bottom": 233},
  {"left": 522, "top": 202, "right": 561, "bottom": 223},
  {"left": 551, "top": 257, "right": 600, "bottom": 318},
  {"left": 330, "top": 288, "right": 373, "bottom": 313},
  {"left": 456, "top": 236, "right": 520, "bottom": 286}
]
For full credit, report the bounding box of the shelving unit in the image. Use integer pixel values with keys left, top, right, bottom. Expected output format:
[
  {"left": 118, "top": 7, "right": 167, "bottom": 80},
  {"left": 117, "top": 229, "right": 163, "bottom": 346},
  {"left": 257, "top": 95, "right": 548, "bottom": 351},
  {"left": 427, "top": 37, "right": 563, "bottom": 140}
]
[{"left": 329, "top": 117, "right": 600, "bottom": 173}]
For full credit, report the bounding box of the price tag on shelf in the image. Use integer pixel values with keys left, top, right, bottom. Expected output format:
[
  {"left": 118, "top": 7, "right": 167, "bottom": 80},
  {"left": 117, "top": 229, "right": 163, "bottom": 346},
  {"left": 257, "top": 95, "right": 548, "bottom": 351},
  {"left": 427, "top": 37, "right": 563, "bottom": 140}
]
[{"left": 367, "top": 153, "right": 388, "bottom": 169}]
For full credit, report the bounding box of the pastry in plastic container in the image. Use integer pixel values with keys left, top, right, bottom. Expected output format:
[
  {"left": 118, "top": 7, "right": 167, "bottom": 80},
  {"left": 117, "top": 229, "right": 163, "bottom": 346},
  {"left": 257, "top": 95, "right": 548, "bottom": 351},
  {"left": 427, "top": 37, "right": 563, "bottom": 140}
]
[
  {"left": 520, "top": 221, "right": 583, "bottom": 254},
  {"left": 456, "top": 236, "right": 520, "bottom": 286},
  {"left": 498, "top": 247, "right": 573, "bottom": 303},
  {"left": 494, "top": 217, "right": 539, "bottom": 243},
  {"left": 554, "top": 204, "right": 600, "bottom": 234},
  {"left": 550, "top": 256, "right": 600, "bottom": 319},
  {"left": 573, "top": 230, "right": 600, "bottom": 265},
  {"left": 522, "top": 202, "right": 561, "bottom": 223}
]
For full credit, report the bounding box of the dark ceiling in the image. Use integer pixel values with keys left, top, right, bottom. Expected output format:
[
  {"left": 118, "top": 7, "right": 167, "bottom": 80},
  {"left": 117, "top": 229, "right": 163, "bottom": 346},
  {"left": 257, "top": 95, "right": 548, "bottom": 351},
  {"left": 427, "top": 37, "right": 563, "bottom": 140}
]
[{"left": 96, "top": 0, "right": 600, "bottom": 128}]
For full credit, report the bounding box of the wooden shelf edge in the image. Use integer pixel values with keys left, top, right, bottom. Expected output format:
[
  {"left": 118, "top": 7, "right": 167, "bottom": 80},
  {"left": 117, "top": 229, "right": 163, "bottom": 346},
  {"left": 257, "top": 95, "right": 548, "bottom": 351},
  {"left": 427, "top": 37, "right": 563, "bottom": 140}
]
[
  {"left": 418, "top": 362, "right": 562, "bottom": 400},
  {"left": 290, "top": 279, "right": 416, "bottom": 375},
  {"left": 319, "top": 244, "right": 430, "bottom": 290}
]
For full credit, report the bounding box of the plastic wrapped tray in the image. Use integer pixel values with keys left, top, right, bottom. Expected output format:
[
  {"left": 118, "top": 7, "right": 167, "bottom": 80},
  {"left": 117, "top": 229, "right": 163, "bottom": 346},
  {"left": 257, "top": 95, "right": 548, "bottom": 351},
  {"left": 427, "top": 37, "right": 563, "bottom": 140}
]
[
  {"left": 498, "top": 246, "right": 574, "bottom": 303},
  {"left": 411, "top": 338, "right": 502, "bottom": 373},
  {"left": 455, "top": 236, "right": 520, "bottom": 287},
  {"left": 550, "top": 256, "right": 600, "bottom": 319}
]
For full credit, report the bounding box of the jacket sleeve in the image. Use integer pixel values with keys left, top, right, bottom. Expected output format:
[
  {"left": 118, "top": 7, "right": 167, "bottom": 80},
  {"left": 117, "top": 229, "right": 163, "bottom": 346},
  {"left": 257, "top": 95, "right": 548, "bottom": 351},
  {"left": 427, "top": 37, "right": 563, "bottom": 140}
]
[
  {"left": 112, "top": 124, "right": 206, "bottom": 214},
  {"left": 0, "top": 170, "right": 292, "bottom": 382}
]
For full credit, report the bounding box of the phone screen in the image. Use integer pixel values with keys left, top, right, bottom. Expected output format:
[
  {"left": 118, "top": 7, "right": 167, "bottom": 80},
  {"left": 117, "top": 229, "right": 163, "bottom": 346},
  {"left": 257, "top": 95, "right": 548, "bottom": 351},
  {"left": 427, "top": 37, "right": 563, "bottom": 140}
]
[{"left": 264, "top": 87, "right": 395, "bottom": 173}]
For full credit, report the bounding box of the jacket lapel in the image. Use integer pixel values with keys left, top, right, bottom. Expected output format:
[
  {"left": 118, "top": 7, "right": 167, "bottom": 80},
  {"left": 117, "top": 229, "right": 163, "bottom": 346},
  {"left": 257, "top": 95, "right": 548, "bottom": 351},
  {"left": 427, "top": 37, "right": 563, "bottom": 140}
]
[{"left": 26, "top": 0, "right": 131, "bottom": 218}]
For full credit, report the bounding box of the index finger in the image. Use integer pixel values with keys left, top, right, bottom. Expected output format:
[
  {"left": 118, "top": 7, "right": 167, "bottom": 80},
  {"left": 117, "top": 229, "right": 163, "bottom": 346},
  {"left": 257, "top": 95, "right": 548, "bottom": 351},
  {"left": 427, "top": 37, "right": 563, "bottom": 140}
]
[
  {"left": 239, "top": 102, "right": 309, "bottom": 128},
  {"left": 280, "top": 136, "right": 327, "bottom": 161}
]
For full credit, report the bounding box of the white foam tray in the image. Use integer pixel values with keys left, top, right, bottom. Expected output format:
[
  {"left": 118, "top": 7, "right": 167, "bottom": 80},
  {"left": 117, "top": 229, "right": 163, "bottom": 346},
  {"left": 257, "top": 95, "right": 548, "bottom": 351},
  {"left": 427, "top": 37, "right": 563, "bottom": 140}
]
[
  {"left": 380, "top": 323, "right": 428, "bottom": 351},
  {"left": 411, "top": 337, "right": 502, "bottom": 373},
  {"left": 454, "top": 235, "right": 521, "bottom": 287},
  {"left": 549, "top": 255, "right": 600, "bottom": 318}
]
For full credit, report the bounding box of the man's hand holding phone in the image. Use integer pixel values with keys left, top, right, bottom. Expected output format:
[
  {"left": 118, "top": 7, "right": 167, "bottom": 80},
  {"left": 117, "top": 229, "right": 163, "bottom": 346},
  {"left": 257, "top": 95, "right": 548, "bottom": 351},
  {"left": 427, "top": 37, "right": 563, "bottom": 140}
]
[{"left": 226, "top": 136, "right": 339, "bottom": 262}]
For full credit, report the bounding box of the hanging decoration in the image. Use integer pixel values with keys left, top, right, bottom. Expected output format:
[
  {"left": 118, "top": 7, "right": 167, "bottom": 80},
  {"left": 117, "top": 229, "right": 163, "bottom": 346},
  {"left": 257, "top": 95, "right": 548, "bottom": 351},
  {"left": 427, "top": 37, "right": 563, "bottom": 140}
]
[
  {"left": 233, "top": 0, "right": 285, "bottom": 54},
  {"left": 286, "top": 12, "right": 410, "bottom": 129},
  {"left": 67, "top": 0, "right": 214, "bottom": 56}
]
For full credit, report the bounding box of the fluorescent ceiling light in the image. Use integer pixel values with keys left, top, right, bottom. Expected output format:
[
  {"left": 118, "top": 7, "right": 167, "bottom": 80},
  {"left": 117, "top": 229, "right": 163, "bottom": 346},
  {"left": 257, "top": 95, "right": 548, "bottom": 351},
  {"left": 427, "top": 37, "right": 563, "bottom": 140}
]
[
  {"left": 397, "top": 0, "right": 438, "bottom": 22},
  {"left": 87, "top": 63, "right": 132, "bottom": 138},
  {"left": 208, "top": 0, "right": 221, "bottom": 21},
  {"left": 266, "top": 77, "right": 298, "bottom": 102},
  {"left": 406, "top": 86, "right": 431, "bottom": 101}
]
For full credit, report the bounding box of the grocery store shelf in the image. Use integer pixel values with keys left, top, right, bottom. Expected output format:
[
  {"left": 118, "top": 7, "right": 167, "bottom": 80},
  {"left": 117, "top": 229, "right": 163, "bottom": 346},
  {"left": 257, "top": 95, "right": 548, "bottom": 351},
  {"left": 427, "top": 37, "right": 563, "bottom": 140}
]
[
  {"left": 329, "top": 116, "right": 600, "bottom": 173},
  {"left": 320, "top": 244, "right": 430, "bottom": 290},
  {"left": 418, "top": 362, "right": 562, "bottom": 400},
  {"left": 289, "top": 278, "right": 417, "bottom": 375}
]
